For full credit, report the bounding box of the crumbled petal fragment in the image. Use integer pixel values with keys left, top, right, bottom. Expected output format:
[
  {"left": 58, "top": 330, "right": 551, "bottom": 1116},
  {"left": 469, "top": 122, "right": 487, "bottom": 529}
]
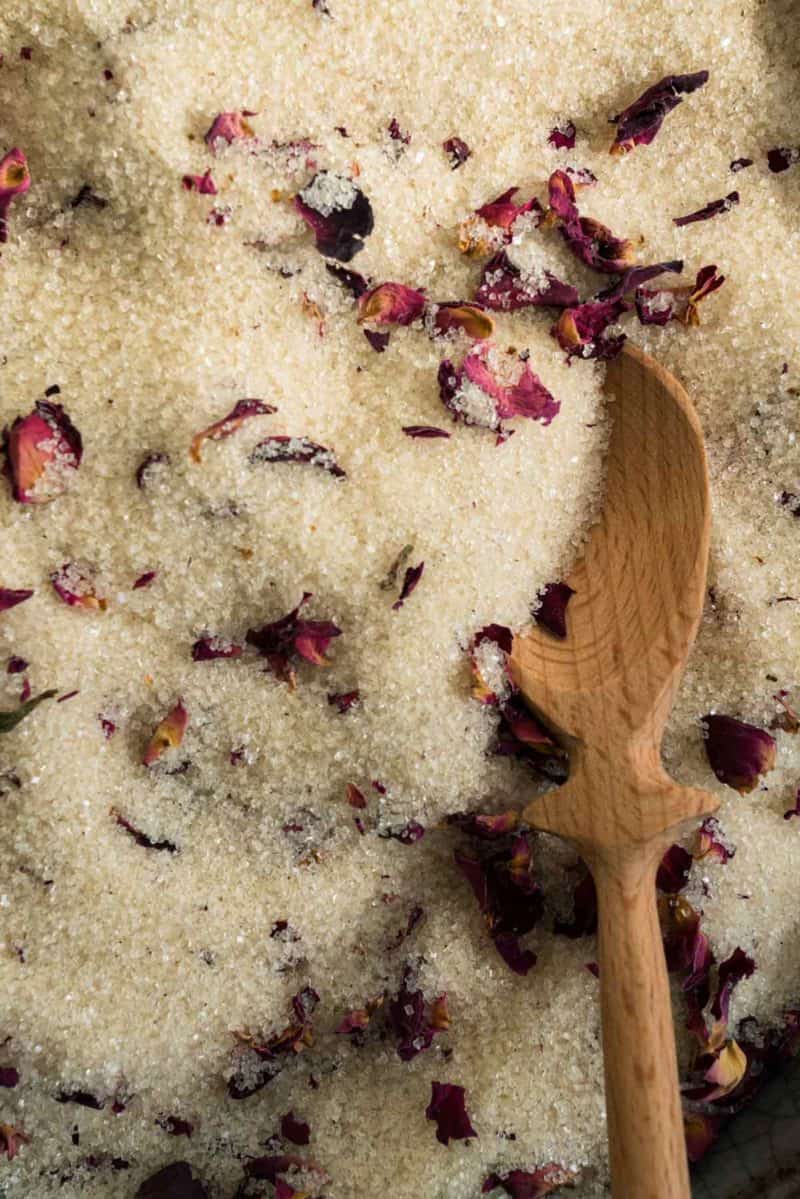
[
  {"left": 656, "top": 844, "right": 693, "bottom": 893},
  {"left": 229, "top": 989, "right": 319, "bottom": 1099},
  {"left": 327, "top": 689, "right": 360, "bottom": 713},
  {"left": 447, "top": 810, "right": 520, "bottom": 838},
  {"left": 249, "top": 435, "right": 346, "bottom": 479},
  {"left": 475, "top": 251, "right": 579, "bottom": 312},
  {"left": 143, "top": 699, "right": 189, "bottom": 766},
  {"left": 468, "top": 623, "right": 513, "bottom": 704},
  {"left": 702, "top": 714, "right": 777, "bottom": 793},
  {"left": 204, "top": 110, "right": 257, "bottom": 151},
  {"left": 181, "top": 170, "right": 217, "bottom": 195},
  {"left": 482, "top": 1163, "right": 580, "bottom": 1196},
  {"left": 443, "top": 137, "right": 471, "bottom": 169},
  {"left": 246, "top": 593, "right": 341, "bottom": 683},
  {"left": 7, "top": 656, "right": 27, "bottom": 674},
  {"left": 392, "top": 561, "right": 424, "bottom": 610},
  {"left": 533, "top": 582, "right": 575, "bottom": 639},
  {"left": 281, "top": 1111, "right": 310, "bottom": 1145},
  {"left": 458, "top": 187, "right": 540, "bottom": 256},
  {"left": 0, "top": 690, "right": 56, "bottom": 735},
  {"left": 156, "top": 1115, "right": 194, "bottom": 1137},
  {"left": 133, "top": 571, "right": 157, "bottom": 590},
  {"left": 635, "top": 263, "right": 724, "bottom": 327},
  {"left": 599, "top": 259, "right": 684, "bottom": 300},
  {"left": 767, "top": 146, "right": 800, "bottom": 173},
  {"left": 190, "top": 399, "right": 276, "bottom": 462},
  {"left": 380, "top": 819, "right": 426, "bottom": 844},
  {"left": 358, "top": 282, "right": 426, "bottom": 326},
  {"left": 346, "top": 783, "right": 367, "bottom": 809},
  {"left": 387, "top": 117, "right": 410, "bottom": 145},
  {"left": 135, "top": 1161, "right": 209, "bottom": 1199},
  {"left": 730, "top": 157, "right": 753, "bottom": 172},
  {"left": 547, "top": 170, "right": 634, "bottom": 273},
  {"left": 494, "top": 693, "right": 568, "bottom": 782},
  {"left": 711, "top": 947, "right": 756, "bottom": 1028},
  {"left": 548, "top": 121, "right": 577, "bottom": 150},
  {"left": 772, "top": 690, "right": 800, "bottom": 733},
  {"left": 432, "top": 302, "right": 495, "bottom": 340},
  {"left": 3, "top": 400, "right": 83, "bottom": 504},
  {"left": 0, "top": 588, "right": 33, "bottom": 611},
  {"left": 552, "top": 297, "right": 628, "bottom": 360},
  {"left": 335, "top": 995, "right": 384, "bottom": 1037},
  {"left": 51, "top": 562, "right": 107, "bottom": 611},
  {"left": 0, "top": 1067, "right": 19, "bottom": 1088},
  {"left": 694, "top": 817, "right": 735, "bottom": 863},
  {"left": 388, "top": 965, "right": 449, "bottom": 1060},
  {"left": 402, "top": 425, "right": 451, "bottom": 439},
  {"left": 191, "top": 634, "right": 243, "bottom": 661},
  {"left": 0, "top": 1124, "right": 30, "bottom": 1161},
  {"left": 0, "top": 148, "right": 31, "bottom": 243},
  {"left": 425, "top": 1082, "right": 477, "bottom": 1144},
  {"left": 324, "top": 262, "right": 369, "bottom": 298},
  {"left": 609, "top": 71, "right": 710, "bottom": 154},
  {"left": 99, "top": 715, "right": 116, "bottom": 739},
  {"left": 295, "top": 171, "right": 374, "bottom": 261},
  {"left": 673, "top": 192, "right": 739, "bottom": 226},
  {"left": 112, "top": 809, "right": 178, "bottom": 853}
]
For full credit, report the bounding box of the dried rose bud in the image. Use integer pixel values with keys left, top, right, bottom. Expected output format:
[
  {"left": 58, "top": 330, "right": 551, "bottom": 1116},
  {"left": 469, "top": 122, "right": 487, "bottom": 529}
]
[
  {"left": 458, "top": 187, "right": 540, "bottom": 256},
  {"left": 552, "top": 298, "right": 629, "bottom": 360},
  {"left": 181, "top": 170, "right": 217, "bottom": 195},
  {"left": 51, "top": 562, "right": 106, "bottom": 611},
  {"left": 204, "top": 110, "right": 257, "bottom": 151},
  {"left": 443, "top": 136, "right": 471, "bottom": 169},
  {"left": 609, "top": 71, "right": 709, "bottom": 155},
  {"left": 0, "top": 587, "right": 33, "bottom": 611},
  {"left": 143, "top": 699, "right": 189, "bottom": 766},
  {"left": 250, "top": 434, "right": 345, "bottom": 478},
  {"left": 392, "top": 561, "right": 424, "bottom": 610},
  {"left": 357, "top": 282, "right": 426, "bottom": 326},
  {"left": 295, "top": 171, "right": 374, "bottom": 262},
  {"left": 533, "top": 582, "right": 574, "bottom": 638},
  {"left": 3, "top": 400, "right": 82, "bottom": 504},
  {"left": 425, "top": 1082, "right": 477, "bottom": 1144},
  {"left": 475, "top": 251, "right": 579, "bottom": 312},
  {"left": 767, "top": 146, "right": 800, "bottom": 173},
  {"left": 402, "top": 425, "right": 451, "bottom": 439},
  {"left": 548, "top": 121, "right": 577, "bottom": 150},
  {"left": 482, "top": 1164, "right": 580, "bottom": 1196},
  {"left": 191, "top": 635, "right": 243, "bottom": 661},
  {"left": 190, "top": 398, "right": 276, "bottom": 462},
  {"left": 702, "top": 713, "right": 776, "bottom": 793},
  {"left": 673, "top": 191, "right": 739, "bottom": 226},
  {"left": 0, "top": 1123, "right": 30, "bottom": 1161},
  {"left": 431, "top": 302, "right": 495, "bottom": 340},
  {"left": 0, "top": 148, "right": 31, "bottom": 243}
]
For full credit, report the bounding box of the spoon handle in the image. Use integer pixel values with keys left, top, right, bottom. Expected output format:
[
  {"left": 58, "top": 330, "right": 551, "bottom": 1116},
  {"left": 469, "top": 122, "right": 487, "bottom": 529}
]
[{"left": 594, "top": 854, "right": 690, "bottom": 1199}]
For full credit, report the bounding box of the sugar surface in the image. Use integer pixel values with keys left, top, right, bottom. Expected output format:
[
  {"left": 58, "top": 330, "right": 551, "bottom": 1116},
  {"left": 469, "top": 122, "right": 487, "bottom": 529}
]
[{"left": 0, "top": 1, "right": 798, "bottom": 1196}]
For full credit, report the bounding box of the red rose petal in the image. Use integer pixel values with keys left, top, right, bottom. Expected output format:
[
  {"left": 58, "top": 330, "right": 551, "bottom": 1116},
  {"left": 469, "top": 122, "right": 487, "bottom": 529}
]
[
  {"left": 443, "top": 137, "right": 471, "bottom": 169},
  {"left": 294, "top": 171, "right": 374, "bottom": 262},
  {"left": 702, "top": 714, "right": 776, "bottom": 793},
  {"left": 392, "top": 561, "right": 424, "bottom": 610},
  {"left": 280, "top": 1110, "right": 310, "bottom": 1145},
  {"left": 358, "top": 282, "right": 426, "bottom": 326},
  {"left": 475, "top": 250, "right": 579, "bottom": 312},
  {"left": 190, "top": 398, "right": 276, "bottom": 463},
  {"left": 135, "top": 1161, "right": 208, "bottom": 1199},
  {"left": 609, "top": 71, "right": 709, "bottom": 155},
  {"left": 204, "top": 110, "right": 257, "bottom": 152},
  {"left": 51, "top": 562, "right": 106, "bottom": 611},
  {"left": 425, "top": 1081, "right": 477, "bottom": 1144},
  {"left": 191, "top": 635, "right": 243, "bottom": 661},
  {"left": 548, "top": 121, "right": 577, "bottom": 150},
  {"left": 0, "top": 1124, "right": 30, "bottom": 1161},
  {"left": 483, "top": 1164, "right": 580, "bottom": 1196},
  {"left": 3, "top": 400, "right": 82, "bottom": 504},
  {"left": 0, "top": 588, "right": 33, "bottom": 612},
  {"left": 112, "top": 808, "right": 178, "bottom": 853},
  {"left": 0, "top": 148, "right": 31, "bottom": 243},
  {"left": 533, "top": 582, "right": 575, "bottom": 638},
  {"left": 246, "top": 593, "right": 341, "bottom": 683}
]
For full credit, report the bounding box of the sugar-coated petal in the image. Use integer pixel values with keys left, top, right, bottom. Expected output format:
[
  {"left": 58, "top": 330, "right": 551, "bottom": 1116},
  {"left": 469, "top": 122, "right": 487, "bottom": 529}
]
[
  {"left": 190, "top": 398, "right": 276, "bottom": 462},
  {"left": 458, "top": 187, "right": 540, "bottom": 256},
  {"left": 295, "top": 171, "right": 374, "bottom": 261},
  {"left": 358, "top": 282, "right": 426, "bottom": 326},
  {"left": 552, "top": 297, "right": 629, "bottom": 360},
  {"left": 246, "top": 593, "right": 341, "bottom": 682},
  {"left": 475, "top": 251, "right": 579, "bottom": 312},
  {"left": 702, "top": 714, "right": 776, "bottom": 793},
  {"left": 0, "top": 588, "right": 33, "bottom": 611},
  {"left": 425, "top": 1082, "right": 477, "bottom": 1144},
  {"left": 0, "top": 148, "right": 31, "bottom": 243},
  {"left": 432, "top": 302, "right": 495, "bottom": 340},
  {"left": 143, "top": 699, "right": 189, "bottom": 766},
  {"left": 204, "top": 110, "right": 257, "bottom": 151},
  {"left": 249, "top": 435, "right": 346, "bottom": 478},
  {"left": 610, "top": 71, "right": 709, "bottom": 154},
  {"left": 533, "top": 582, "right": 575, "bottom": 638},
  {"left": 468, "top": 623, "right": 513, "bottom": 705},
  {"left": 3, "top": 400, "right": 82, "bottom": 504},
  {"left": 136, "top": 451, "right": 170, "bottom": 489},
  {"left": 51, "top": 562, "right": 106, "bottom": 610}
]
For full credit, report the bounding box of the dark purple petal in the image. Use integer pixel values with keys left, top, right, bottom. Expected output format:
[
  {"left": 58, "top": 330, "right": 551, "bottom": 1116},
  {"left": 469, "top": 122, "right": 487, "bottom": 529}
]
[
  {"left": 112, "top": 809, "right": 178, "bottom": 853},
  {"left": 249, "top": 435, "right": 345, "bottom": 479},
  {"left": 553, "top": 871, "right": 597, "bottom": 938},
  {"left": 533, "top": 582, "right": 574, "bottom": 639},
  {"left": 325, "top": 262, "right": 369, "bottom": 298},
  {"left": 610, "top": 71, "right": 709, "bottom": 154},
  {"left": 426, "top": 1082, "right": 477, "bottom": 1144},
  {"left": 0, "top": 1067, "right": 19, "bottom": 1088},
  {"left": 548, "top": 121, "right": 576, "bottom": 150},
  {"left": 443, "top": 137, "right": 471, "bottom": 169},
  {"left": 493, "top": 934, "right": 537, "bottom": 975},
  {"left": 551, "top": 297, "right": 629, "bottom": 360},
  {"left": 364, "top": 328, "right": 390, "bottom": 352},
  {"left": 547, "top": 170, "right": 634, "bottom": 274},
  {"left": 767, "top": 146, "right": 800, "bottom": 173},
  {"left": 402, "top": 425, "right": 451, "bottom": 439},
  {"left": 673, "top": 192, "right": 739, "bottom": 226},
  {"left": 191, "top": 635, "right": 243, "bottom": 661},
  {"left": 7, "top": 656, "right": 28, "bottom": 674},
  {"left": 598, "top": 259, "right": 683, "bottom": 300},
  {"left": 132, "top": 571, "right": 157, "bottom": 590},
  {"left": 392, "top": 561, "right": 424, "bottom": 610},
  {"left": 387, "top": 118, "right": 410, "bottom": 145},
  {"left": 710, "top": 947, "right": 756, "bottom": 1026},
  {"left": 246, "top": 593, "right": 341, "bottom": 681},
  {"left": 475, "top": 251, "right": 579, "bottom": 312},
  {"left": 656, "top": 844, "right": 693, "bottom": 893},
  {"left": 0, "top": 588, "right": 33, "bottom": 612},
  {"left": 294, "top": 171, "right": 374, "bottom": 262},
  {"left": 381, "top": 820, "right": 425, "bottom": 845},
  {"left": 280, "top": 1110, "right": 310, "bottom": 1145},
  {"left": 703, "top": 714, "right": 777, "bottom": 793},
  {"left": 135, "top": 1162, "right": 209, "bottom": 1199},
  {"left": 388, "top": 965, "right": 448, "bottom": 1060},
  {"left": 482, "top": 1164, "right": 580, "bottom": 1196}
]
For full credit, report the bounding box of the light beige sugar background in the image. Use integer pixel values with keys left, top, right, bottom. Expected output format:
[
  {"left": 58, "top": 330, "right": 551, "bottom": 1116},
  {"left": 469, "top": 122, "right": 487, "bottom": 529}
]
[{"left": 0, "top": 0, "right": 798, "bottom": 1195}]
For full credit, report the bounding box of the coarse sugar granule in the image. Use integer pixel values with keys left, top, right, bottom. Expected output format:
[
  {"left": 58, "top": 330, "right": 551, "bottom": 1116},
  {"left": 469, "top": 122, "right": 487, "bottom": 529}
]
[{"left": 0, "top": 1, "right": 798, "bottom": 1196}]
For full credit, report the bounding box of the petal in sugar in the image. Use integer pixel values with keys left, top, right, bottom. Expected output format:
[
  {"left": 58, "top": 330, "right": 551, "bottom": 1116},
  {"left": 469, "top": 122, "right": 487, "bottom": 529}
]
[
  {"left": 246, "top": 593, "right": 342, "bottom": 682},
  {"left": 443, "top": 136, "right": 471, "bottom": 169},
  {"left": 190, "top": 399, "right": 276, "bottom": 462},
  {"left": 3, "top": 400, "right": 83, "bottom": 504},
  {"left": 684, "top": 1113, "right": 722, "bottom": 1163},
  {"left": 694, "top": 816, "right": 735, "bottom": 863},
  {"left": 710, "top": 947, "right": 756, "bottom": 1030},
  {"left": 112, "top": 808, "right": 178, "bottom": 853},
  {"left": 656, "top": 844, "right": 693, "bottom": 893},
  {"left": 609, "top": 71, "right": 709, "bottom": 155},
  {"left": 191, "top": 635, "right": 243, "bottom": 661},
  {"left": 134, "top": 1161, "right": 209, "bottom": 1198},
  {"left": 357, "top": 282, "right": 426, "bottom": 326},
  {"left": 546, "top": 170, "right": 635, "bottom": 274},
  {"left": 280, "top": 1111, "right": 310, "bottom": 1146},
  {"left": 430, "top": 302, "right": 495, "bottom": 340},
  {"left": 51, "top": 562, "right": 107, "bottom": 610},
  {"left": 458, "top": 186, "right": 540, "bottom": 256},
  {"left": 0, "top": 1124, "right": 30, "bottom": 1161},
  {"left": 553, "top": 870, "right": 598, "bottom": 938},
  {"left": 425, "top": 1082, "right": 477, "bottom": 1144},
  {"left": 0, "top": 588, "right": 33, "bottom": 611},
  {"left": 697, "top": 1038, "right": 748, "bottom": 1101},
  {"left": 392, "top": 561, "right": 424, "bottom": 610},
  {"left": 136, "top": 451, "right": 170, "bottom": 489},
  {"left": 533, "top": 582, "right": 575, "bottom": 639},
  {"left": 249, "top": 435, "right": 346, "bottom": 478},
  {"left": 327, "top": 689, "right": 360, "bottom": 713},
  {"left": 673, "top": 192, "right": 739, "bottom": 226},
  {"left": 0, "top": 148, "right": 31, "bottom": 243},
  {"left": 551, "top": 297, "right": 629, "bottom": 360},
  {"left": 447, "top": 810, "right": 520, "bottom": 838},
  {"left": 325, "top": 262, "right": 370, "bottom": 299},
  {"left": 767, "top": 146, "right": 800, "bottom": 173},
  {"left": 204, "top": 110, "right": 257, "bottom": 151},
  {"left": 468, "top": 624, "right": 513, "bottom": 705},
  {"left": 548, "top": 121, "right": 577, "bottom": 150},
  {"left": 143, "top": 699, "right": 189, "bottom": 766},
  {"left": 702, "top": 714, "right": 776, "bottom": 793},
  {"left": 345, "top": 783, "right": 367, "bottom": 809},
  {"left": 294, "top": 171, "right": 374, "bottom": 262},
  {"left": 181, "top": 170, "right": 217, "bottom": 195},
  {"left": 482, "top": 1164, "right": 581, "bottom": 1196},
  {"left": 402, "top": 426, "right": 451, "bottom": 439},
  {"left": 475, "top": 251, "right": 579, "bottom": 312}
]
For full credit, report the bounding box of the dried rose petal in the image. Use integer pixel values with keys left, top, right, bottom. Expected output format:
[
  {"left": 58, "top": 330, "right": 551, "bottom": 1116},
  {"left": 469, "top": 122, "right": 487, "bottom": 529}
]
[
  {"left": 454, "top": 830, "right": 542, "bottom": 973},
  {"left": 7, "top": 656, "right": 27, "bottom": 673},
  {"left": 703, "top": 714, "right": 776, "bottom": 793},
  {"left": 673, "top": 192, "right": 739, "bottom": 226},
  {"left": 0, "top": 1068, "right": 19, "bottom": 1088},
  {"left": 143, "top": 699, "right": 189, "bottom": 766},
  {"left": 475, "top": 251, "right": 579, "bottom": 312},
  {"left": 191, "top": 634, "right": 242, "bottom": 661},
  {"left": 388, "top": 965, "right": 449, "bottom": 1061},
  {"left": 387, "top": 118, "right": 410, "bottom": 145},
  {"left": 772, "top": 690, "right": 799, "bottom": 734},
  {"left": 533, "top": 582, "right": 574, "bottom": 639},
  {"left": 599, "top": 260, "right": 684, "bottom": 300},
  {"left": 402, "top": 425, "right": 451, "bottom": 439},
  {"left": 281, "top": 1111, "right": 310, "bottom": 1145},
  {"left": 363, "top": 328, "right": 390, "bottom": 352},
  {"left": 204, "top": 110, "right": 257, "bottom": 151},
  {"left": 0, "top": 588, "right": 33, "bottom": 612},
  {"left": 447, "top": 810, "right": 520, "bottom": 838},
  {"left": 711, "top": 947, "right": 756, "bottom": 1029},
  {"left": 684, "top": 1113, "right": 721, "bottom": 1163},
  {"left": 439, "top": 347, "right": 559, "bottom": 431},
  {"left": 767, "top": 146, "right": 800, "bottom": 173},
  {"left": 112, "top": 808, "right": 178, "bottom": 853},
  {"left": 553, "top": 870, "right": 597, "bottom": 938},
  {"left": 358, "top": 282, "right": 426, "bottom": 326},
  {"left": 295, "top": 171, "right": 374, "bottom": 261},
  {"left": 136, "top": 1161, "right": 208, "bottom": 1199},
  {"left": 443, "top": 137, "right": 471, "bottom": 169},
  {"left": 57, "top": 689, "right": 79, "bottom": 704},
  {"left": 0, "top": 148, "right": 31, "bottom": 243},
  {"left": 325, "top": 262, "right": 369, "bottom": 298},
  {"left": 335, "top": 995, "right": 384, "bottom": 1037},
  {"left": 346, "top": 783, "right": 367, "bottom": 809},
  {"left": 458, "top": 187, "right": 540, "bottom": 256},
  {"left": 656, "top": 844, "right": 693, "bottom": 893},
  {"left": 387, "top": 904, "right": 426, "bottom": 950},
  {"left": 3, "top": 400, "right": 82, "bottom": 504},
  {"left": 181, "top": 170, "right": 217, "bottom": 195},
  {"left": 328, "top": 689, "right": 360, "bottom": 713},
  {"left": 635, "top": 263, "right": 724, "bottom": 328},
  {"left": 133, "top": 571, "right": 157, "bottom": 590},
  {"left": 548, "top": 121, "right": 577, "bottom": 150},
  {"left": 245, "top": 1155, "right": 307, "bottom": 1182},
  {"left": 51, "top": 562, "right": 106, "bottom": 611},
  {"left": 468, "top": 623, "right": 513, "bottom": 704},
  {"left": 689, "top": 1038, "right": 748, "bottom": 1102},
  {"left": 547, "top": 170, "right": 634, "bottom": 274},
  {"left": 694, "top": 816, "right": 735, "bottom": 863},
  {"left": 494, "top": 693, "right": 567, "bottom": 782},
  {"left": 381, "top": 819, "right": 425, "bottom": 845},
  {"left": 99, "top": 715, "right": 116, "bottom": 739},
  {"left": 425, "top": 1081, "right": 477, "bottom": 1144},
  {"left": 552, "top": 297, "right": 628, "bottom": 360},
  {"left": 249, "top": 435, "right": 345, "bottom": 479},
  {"left": 246, "top": 593, "right": 341, "bottom": 683},
  {"left": 431, "top": 302, "right": 495, "bottom": 340},
  {"left": 156, "top": 1115, "right": 194, "bottom": 1137},
  {"left": 229, "top": 989, "right": 319, "bottom": 1099},
  {"left": 392, "top": 561, "right": 424, "bottom": 610},
  {"left": 609, "top": 71, "right": 709, "bottom": 155},
  {"left": 190, "top": 398, "right": 276, "bottom": 463},
  {"left": 482, "top": 1164, "right": 580, "bottom": 1196},
  {"left": 0, "top": 1124, "right": 30, "bottom": 1161},
  {"left": 730, "top": 157, "right": 753, "bottom": 172}
]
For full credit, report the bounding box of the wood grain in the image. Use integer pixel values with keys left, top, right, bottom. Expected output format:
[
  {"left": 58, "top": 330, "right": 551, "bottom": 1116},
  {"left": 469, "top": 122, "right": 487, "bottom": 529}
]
[{"left": 510, "top": 343, "right": 718, "bottom": 1198}]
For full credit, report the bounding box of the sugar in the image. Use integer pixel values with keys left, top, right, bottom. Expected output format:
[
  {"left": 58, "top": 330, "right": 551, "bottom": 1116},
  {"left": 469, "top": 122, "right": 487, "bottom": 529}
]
[{"left": 0, "top": 1, "right": 798, "bottom": 1197}]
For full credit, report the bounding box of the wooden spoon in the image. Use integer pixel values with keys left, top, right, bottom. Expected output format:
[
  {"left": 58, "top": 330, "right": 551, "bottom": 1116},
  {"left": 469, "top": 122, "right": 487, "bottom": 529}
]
[{"left": 510, "top": 343, "right": 718, "bottom": 1199}]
